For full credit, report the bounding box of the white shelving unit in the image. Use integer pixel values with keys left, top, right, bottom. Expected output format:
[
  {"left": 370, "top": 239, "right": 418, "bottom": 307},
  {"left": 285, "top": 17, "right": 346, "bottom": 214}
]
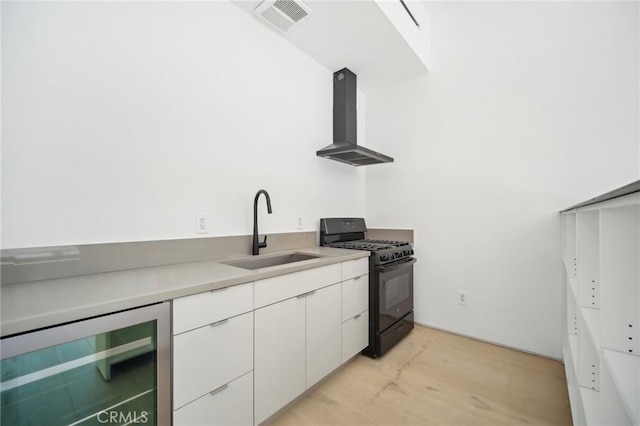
[
  {"left": 602, "top": 349, "right": 639, "bottom": 425},
  {"left": 578, "top": 307, "right": 601, "bottom": 391},
  {"left": 580, "top": 387, "right": 602, "bottom": 425},
  {"left": 562, "top": 187, "right": 640, "bottom": 426}
]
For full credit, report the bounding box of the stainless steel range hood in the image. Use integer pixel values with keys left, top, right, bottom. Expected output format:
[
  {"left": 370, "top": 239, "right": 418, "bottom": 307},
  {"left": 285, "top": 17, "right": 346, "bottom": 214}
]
[{"left": 317, "top": 68, "right": 393, "bottom": 166}]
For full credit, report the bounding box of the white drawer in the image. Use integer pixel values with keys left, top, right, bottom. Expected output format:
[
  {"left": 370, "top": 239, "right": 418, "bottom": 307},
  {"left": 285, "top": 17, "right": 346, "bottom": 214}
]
[
  {"left": 254, "top": 263, "right": 341, "bottom": 308},
  {"left": 173, "top": 282, "right": 253, "bottom": 334},
  {"left": 342, "top": 274, "right": 369, "bottom": 321},
  {"left": 173, "top": 311, "right": 253, "bottom": 409},
  {"left": 174, "top": 371, "right": 253, "bottom": 426},
  {"left": 342, "top": 258, "right": 369, "bottom": 281},
  {"left": 342, "top": 310, "right": 369, "bottom": 363}
]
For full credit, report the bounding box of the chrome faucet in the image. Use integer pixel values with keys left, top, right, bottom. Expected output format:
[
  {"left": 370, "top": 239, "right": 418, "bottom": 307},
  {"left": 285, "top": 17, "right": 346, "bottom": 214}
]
[{"left": 253, "top": 189, "right": 272, "bottom": 255}]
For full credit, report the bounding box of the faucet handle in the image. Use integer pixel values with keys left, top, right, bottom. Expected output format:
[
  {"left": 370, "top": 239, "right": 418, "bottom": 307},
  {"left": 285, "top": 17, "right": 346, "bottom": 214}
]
[{"left": 258, "top": 235, "right": 268, "bottom": 249}]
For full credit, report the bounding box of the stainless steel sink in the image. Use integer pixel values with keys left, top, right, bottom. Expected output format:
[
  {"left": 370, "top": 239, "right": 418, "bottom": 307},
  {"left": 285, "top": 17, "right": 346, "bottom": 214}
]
[{"left": 221, "top": 252, "right": 323, "bottom": 270}]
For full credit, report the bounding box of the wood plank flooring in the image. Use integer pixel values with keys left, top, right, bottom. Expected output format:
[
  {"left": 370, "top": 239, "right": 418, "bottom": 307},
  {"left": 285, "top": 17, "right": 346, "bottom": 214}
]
[{"left": 272, "top": 325, "right": 572, "bottom": 426}]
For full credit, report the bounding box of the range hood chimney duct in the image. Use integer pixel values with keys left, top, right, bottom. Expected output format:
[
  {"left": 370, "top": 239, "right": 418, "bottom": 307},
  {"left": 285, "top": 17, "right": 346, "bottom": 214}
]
[{"left": 317, "top": 68, "right": 394, "bottom": 166}]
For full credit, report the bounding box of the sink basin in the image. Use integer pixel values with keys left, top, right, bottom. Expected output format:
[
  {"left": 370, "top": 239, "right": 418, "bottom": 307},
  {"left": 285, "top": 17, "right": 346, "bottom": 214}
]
[{"left": 222, "top": 253, "right": 323, "bottom": 270}]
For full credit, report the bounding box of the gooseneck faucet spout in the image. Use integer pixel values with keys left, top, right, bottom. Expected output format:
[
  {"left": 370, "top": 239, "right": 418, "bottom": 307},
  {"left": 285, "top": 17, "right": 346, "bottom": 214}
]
[{"left": 253, "top": 189, "right": 272, "bottom": 255}]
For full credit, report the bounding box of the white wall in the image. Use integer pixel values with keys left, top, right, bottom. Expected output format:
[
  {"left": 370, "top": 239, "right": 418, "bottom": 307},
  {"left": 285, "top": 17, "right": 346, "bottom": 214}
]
[
  {"left": 1, "top": 1, "right": 365, "bottom": 248},
  {"left": 3, "top": 0, "right": 638, "bottom": 359},
  {"left": 365, "top": 1, "right": 639, "bottom": 358}
]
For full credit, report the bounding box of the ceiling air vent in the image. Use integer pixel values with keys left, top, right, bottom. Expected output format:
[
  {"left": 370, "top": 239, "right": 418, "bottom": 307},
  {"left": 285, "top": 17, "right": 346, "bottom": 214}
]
[{"left": 255, "top": 0, "right": 312, "bottom": 33}]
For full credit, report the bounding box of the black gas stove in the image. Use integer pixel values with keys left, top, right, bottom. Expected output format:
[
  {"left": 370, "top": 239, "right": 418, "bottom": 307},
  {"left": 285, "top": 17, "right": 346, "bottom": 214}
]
[
  {"left": 320, "top": 218, "right": 415, "bottom": 358},
  {"left": 325, "top": 239, "right": 414, "bottom": 266}
]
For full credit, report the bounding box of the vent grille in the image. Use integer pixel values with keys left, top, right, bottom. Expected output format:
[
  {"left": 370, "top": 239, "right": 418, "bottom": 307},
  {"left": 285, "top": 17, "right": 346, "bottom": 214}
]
[
  {"left": 255, "top": 0, "right": 311, "bottom": 33},
  {"left": 273, "top": 0, "right": 308, "bottom": 23},
  {"left": 259, "top": 7, "right": 295, "bottom": 32}
]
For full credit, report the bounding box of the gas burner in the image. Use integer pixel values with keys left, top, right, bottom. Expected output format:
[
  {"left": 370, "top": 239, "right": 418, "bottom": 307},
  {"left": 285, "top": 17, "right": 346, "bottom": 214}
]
[
  {"left": 326, "top": 238, "right": 414, "bottom": 265},
  {"left": 319, "top": 218, "right": 414, "bottom": 265},
  {"left": 327, "top": 240, "right": 393, "bottom": 251},
  {"left": 329, "top": 238, "right": 410, "bottom": 250},
  {"left": 361, "top": 239, "right": 411, "bottom": 247}
]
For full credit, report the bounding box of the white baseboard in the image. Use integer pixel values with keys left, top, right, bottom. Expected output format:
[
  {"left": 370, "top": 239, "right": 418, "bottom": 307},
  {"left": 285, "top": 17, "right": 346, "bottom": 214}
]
[{"left": 414, "top": 320, "right": 562, "bottom": 362}]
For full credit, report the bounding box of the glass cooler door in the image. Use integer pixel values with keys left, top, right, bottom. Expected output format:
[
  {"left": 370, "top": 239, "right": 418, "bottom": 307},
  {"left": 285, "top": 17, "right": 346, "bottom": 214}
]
[{"left": 1, "top": 302, "right": 170, "bottom": 426}]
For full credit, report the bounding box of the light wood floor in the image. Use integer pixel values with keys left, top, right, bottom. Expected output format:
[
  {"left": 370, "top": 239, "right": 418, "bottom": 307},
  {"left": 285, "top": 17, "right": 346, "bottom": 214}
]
[{"left": 272, "top": 325, "right": 572, "bottom": 426}]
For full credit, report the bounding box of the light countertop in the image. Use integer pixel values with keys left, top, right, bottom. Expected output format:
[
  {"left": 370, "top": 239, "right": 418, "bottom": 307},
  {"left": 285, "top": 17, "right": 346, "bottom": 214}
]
[{"left": 0, "top": 247, "right": 369, "bottom": 337}]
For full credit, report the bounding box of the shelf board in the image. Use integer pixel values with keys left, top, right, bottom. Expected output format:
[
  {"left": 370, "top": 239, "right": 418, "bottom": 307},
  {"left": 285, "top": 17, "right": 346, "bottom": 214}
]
[
  {"left": 580, "top": 307, "right": 601, "bottom": 352},
  {"left": 564, "top": 258, "right": 577, "bottom": 279},
  {"left": 561, "top": 179, "right": 640, "bottom": 211},
  {"left": 602, "top": 349, "right": 639, "bottom": 425},
  {"left": 568, "top": 278, "right": 578, "bottom": 301},
  {"left": 569, "top": 334, "right": 579, "bottom": 368},
  {"left": 579, "top": 386, "right": 601, "bottom": 425}
]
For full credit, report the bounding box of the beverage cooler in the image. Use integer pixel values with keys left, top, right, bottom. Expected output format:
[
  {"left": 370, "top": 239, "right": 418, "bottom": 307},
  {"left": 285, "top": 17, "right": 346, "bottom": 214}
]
[{"left": 1, "top": 302, "right": 171, "bottom": 425}]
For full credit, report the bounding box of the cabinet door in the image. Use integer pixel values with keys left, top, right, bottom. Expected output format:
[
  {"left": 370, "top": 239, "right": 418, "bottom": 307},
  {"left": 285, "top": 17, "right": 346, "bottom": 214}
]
[
  {"left": 306, "top": 283, "right": 342, "bottom": 388},
  {"left": 173, "top": 283, "right": 253, "bottom": 334},
  {"left": 254, "top": 263, "right": 341, "bottom": 308},
  {"left": 173, "top": 371, "right": 253, "bottom": 426},
  {"left": 254, "top": 297, "right": 306, "bottom": 425},
  {"left": 173, "top": 312, "right": 253, "bottom": 409},
  {"left": 342, "top": 274, "right": 369, "bottom": 321},
  {"left": 342, "top": 311, "right": 369, "bottom": 363},
  {"left": 342, "top": 258, "right": 369, "bottom": 281}
]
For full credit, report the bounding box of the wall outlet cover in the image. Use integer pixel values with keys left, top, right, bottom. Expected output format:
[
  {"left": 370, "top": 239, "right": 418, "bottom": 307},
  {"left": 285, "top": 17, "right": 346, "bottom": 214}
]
[
  {"left": 196, "top": 214, "right": 209, "bottom": 234},
  {"left": 457, "top": 290, "right": 468, "bottom": 306}
]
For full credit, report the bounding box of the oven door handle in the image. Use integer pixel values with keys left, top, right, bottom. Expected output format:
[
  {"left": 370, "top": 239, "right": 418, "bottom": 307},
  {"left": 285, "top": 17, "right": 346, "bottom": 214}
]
[{"left": 378, "top": 257, "right": 417, "bottom": 273}]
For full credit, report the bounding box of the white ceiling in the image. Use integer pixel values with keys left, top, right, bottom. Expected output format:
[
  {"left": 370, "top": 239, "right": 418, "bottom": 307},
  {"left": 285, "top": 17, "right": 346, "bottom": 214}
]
[{"left": 231, "top": 0, "right": 430, "bottom": 92}]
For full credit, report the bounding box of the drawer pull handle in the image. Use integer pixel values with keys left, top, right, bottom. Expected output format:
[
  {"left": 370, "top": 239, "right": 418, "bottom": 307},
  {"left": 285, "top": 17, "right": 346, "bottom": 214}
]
[
  {"left": 353, "top": 275, "right": 362, "bottom": 280},
  {"left": 209, "top": 383, "right": 229, "bottom": 396},
  {"left": 210, "top": 319, "right": 229, "bottom": 327},
  {"left": 210, "top": 287, "right": 228, "bottom": 293},
  {"left": 297, "top": 290, "right": 317, "bottom": 298},
  {"left": 353, "top": 314, "right": 362, "bottom": 320}
]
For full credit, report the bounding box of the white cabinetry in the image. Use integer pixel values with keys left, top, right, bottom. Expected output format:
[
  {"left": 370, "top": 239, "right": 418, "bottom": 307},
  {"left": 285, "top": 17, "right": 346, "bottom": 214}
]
[
  {"left": 306, "top": 284, "right": 342, "bottom": 387},
  {"left": 172, "top": 255, "right": 370, "bottom": 425},
  {"left": 254, "top": 296, "right": 306, "bottom": 425},
  {"left": 562, "top": 191, "right": 639, "bottom": 426},
  {"left": 254, "top": 264, "right": 342, "bottom": 425},
  {"left": 173, "top": 283, "right": 253, "bottom": 334},
  {"left": 172, "top": 282, "right": 254, "bottom": 426},
  {"left": 173, "top": 372, "right": 253, "bottom": 426},
  {"left": 342, "top": 310, "right": 369, "bottom": 363},
  {"left": 254, "top": 282, "right": 342, "bottom": 424},
  {"left": 254, "top": 264, "right": 341, "bottom": 308},
  {"left": 341, "top": 258, "right": 370, "bottom": 362}
]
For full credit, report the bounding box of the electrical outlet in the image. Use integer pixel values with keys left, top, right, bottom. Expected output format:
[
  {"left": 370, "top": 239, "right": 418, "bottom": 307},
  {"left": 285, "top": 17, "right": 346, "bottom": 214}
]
[
  {"left": 458, "top": 290, "right": 468, "bottom": 306},
  {"left": 296, "top": 216, "right": 303, "bottom": 229},
  {"left": 196, "top": 214, "right": 208, "bottom": 234}
]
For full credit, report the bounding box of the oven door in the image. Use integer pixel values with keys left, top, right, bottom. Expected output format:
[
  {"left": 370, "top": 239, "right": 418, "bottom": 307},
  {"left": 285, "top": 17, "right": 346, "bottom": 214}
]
[{"left": 376, "top": 258, "right": 415, "bottom": 332}]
